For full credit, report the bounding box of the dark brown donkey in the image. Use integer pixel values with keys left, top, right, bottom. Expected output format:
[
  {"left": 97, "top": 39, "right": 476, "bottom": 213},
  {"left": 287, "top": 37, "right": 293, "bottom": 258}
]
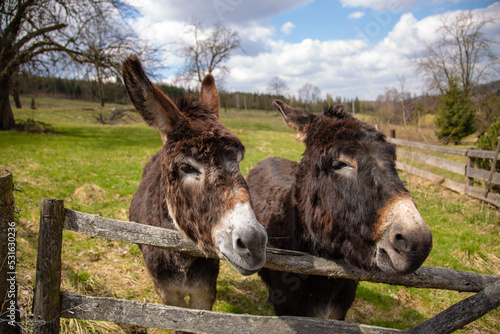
[
  {"left": 123, "top": 55, "right": 267, "bottom": 311},
  {"left": 247, "top": 101, "right": 432, "bottom": 319}
]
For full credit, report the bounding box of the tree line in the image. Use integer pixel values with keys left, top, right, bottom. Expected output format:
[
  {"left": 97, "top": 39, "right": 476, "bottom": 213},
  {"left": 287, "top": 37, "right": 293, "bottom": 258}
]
[
  {"left": 12, "top": 72, "right": 371, "bottom": 114},
  {"left": 12, "top": 73, "right": 187, "bottom": 106}
]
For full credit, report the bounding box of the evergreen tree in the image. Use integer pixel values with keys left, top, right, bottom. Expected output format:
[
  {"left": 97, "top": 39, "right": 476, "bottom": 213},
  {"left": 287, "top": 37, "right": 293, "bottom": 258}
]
[{"left": 435, "top": 79, "right": 476, "bottom": 144}]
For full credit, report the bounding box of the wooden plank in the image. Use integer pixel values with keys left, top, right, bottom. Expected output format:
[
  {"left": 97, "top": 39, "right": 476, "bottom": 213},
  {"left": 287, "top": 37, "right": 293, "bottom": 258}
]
[
  {"left": 467, "top": 167, "right": 500, "bottom": 185},
  {"left": 0, "top": 170, "right": 20, "bottom": 334},
  {"left": 396, "top": 162, "right": 500, "bottom": 208},
  {"left": 395, "top": 161, "right": 465, "bottom": 193},
  {"left": 64, "top": 209, "right": 208, "bottom": 258},
  {"left": 63, "top": 208, "right": 500, "bottom": 293},
  {"left": 467, "top": 149, "right": 500, "bottom": 160},
  {"left": 465, "top": 185, "right": 500, "bottom": 208},
  {"left": 388, "top": 138, "right": 500, "bottom": 160},
  {"left": 60, "top": 291, "right": 403, "bottom": 334},
  {"left": 397, "top": 149, "right": 466, "bottom": 175},
  {"left": 409, "top": 278, "right": 500, "bottom": 334},
  {"left": 33, "top": 199, "right": 65, "bottom": 334},
  {"left": 388, "top": 138, "right": 467, "bottom": 156}
]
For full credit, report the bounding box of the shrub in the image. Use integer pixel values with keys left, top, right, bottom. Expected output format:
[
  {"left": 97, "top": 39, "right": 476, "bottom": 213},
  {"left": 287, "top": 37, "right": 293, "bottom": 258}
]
[
  {"left": 15, "top": 118, "right": 54, "bottom": 133},
  {"left": 474, "top": 118, "right": 500, "bottom": 193},
  {"left": 435, "top": 81, "right": 476, "bottom": 144}
]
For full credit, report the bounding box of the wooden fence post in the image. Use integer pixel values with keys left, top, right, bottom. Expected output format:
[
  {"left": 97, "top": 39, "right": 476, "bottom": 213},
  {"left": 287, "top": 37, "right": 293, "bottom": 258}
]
[
  {"left": 33, "top": 198, "right": 65, "bottom": 334},
  {"left": 466, "top": 149, "right": 474, "bottom": 187},
  {"left": 484, "top": 136, "right": 500, "bottom": 198},
  {"left": 0, "top": 170, "right": 20, "bottom": 334}
]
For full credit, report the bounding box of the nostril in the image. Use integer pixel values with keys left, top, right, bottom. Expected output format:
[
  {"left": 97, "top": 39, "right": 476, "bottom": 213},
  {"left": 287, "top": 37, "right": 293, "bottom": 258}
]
[
  {"left": 393, "top": 233, "right": 409, "bottom": 252},
  {"left": 236, "top": 238, "right": 247, "bottom": 250}
]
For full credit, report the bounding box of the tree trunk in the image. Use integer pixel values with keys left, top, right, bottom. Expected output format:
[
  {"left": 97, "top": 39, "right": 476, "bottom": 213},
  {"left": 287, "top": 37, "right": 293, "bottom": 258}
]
[
  {"left": 99, "top": 80, "right": 105, "bottom": 107},
  {"left": 0, "top": 79, "right": 16, "bottom": 130},
  {"left": 11, "top": 76, "right": 22, "bottom": 109},
  {"left": 96, "top": 63, "right": 105, "bottom": 107},
  {"left": 12, "top": 91, "right": 21, "bottom": 109}
]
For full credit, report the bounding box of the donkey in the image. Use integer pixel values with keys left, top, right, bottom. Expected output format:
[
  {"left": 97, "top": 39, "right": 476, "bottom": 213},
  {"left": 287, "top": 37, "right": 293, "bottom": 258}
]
[
  {"left": 247, "top": 100, "right": 432, "bottom": 320},
  {"left": 123, "top": 55, "right": 267, "bottom": 311}
]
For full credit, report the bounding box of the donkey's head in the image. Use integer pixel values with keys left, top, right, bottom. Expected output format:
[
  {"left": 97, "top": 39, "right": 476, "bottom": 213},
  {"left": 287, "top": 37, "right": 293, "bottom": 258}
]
[
  {"left": 274, "top": 100, "right": 432, "bottom": 275},
  {"left": 122, "top": 55, "right": 267, "bottom": 275}
]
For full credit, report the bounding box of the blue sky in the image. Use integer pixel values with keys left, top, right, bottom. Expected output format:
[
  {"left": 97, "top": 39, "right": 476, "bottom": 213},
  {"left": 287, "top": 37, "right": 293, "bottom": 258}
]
[
  {"left": 125, "top": 0, "right": 500, "bottom": 100},
  {"left": 270, "top": 0, "right": 497, "bottom": 44}
]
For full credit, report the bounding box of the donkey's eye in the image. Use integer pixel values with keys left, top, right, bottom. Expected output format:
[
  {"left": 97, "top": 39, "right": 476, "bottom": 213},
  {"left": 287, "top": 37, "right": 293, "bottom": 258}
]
[
  {"left": 179, "top": 163, "right": 200, "bottom": 175},
  {"left": 332, "top": 161, "right": 351, "bottom": 170}
]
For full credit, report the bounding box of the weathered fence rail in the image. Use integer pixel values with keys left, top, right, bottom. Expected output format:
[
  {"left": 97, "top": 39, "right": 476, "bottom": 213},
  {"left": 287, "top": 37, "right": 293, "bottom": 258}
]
[
  {"left": 33, "top": 198, "right": 500, "bottom": 333},
  {"left": 387, "top": 138, "right": 500, "bottom": 207},
  {"left": 64, "top": 209, "right": 499, "bottom": 292},
  {"left": 60, "top": 291, "right": 404, "bottom": 334}
]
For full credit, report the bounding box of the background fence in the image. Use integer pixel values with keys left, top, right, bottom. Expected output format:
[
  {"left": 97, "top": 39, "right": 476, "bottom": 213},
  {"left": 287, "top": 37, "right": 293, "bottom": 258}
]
[
  {"left": 27, "top": 197, "right": 500, "bottom": 334},
  {"left": 388, "top": 137, "right": 500, "bottom": 208}
]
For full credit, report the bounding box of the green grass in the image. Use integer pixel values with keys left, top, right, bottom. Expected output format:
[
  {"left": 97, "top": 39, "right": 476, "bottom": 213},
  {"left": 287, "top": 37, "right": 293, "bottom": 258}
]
[{"left": 1, "top": 97, "right": 499, "bottom": 333}]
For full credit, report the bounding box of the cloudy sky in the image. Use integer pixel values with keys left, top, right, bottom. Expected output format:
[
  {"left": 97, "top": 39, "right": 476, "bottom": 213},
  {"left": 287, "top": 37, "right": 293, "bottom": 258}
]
[{"left": 124, "top": 0, "right": 500, "bottom": 100}]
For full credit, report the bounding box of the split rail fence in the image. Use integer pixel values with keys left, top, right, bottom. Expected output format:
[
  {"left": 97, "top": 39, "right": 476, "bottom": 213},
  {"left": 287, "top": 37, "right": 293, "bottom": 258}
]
[
  {"left": 388, "top": 137, "right": 500, "bottom": 208},
  {"left": 28, "top": 197, "right": 500, "bottom": 334}
]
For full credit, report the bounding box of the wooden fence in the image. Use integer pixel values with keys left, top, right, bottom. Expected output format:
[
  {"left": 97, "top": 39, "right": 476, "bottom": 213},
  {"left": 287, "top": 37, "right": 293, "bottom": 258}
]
[
  {"left": 387, "top": 137, "right": 500, "bottom": 208},
  {"left": 30, "top": 198, "right": 500, "bottom": 334},
  {"left": 0, "top": 171, "right": 20, "bottom": 334}
]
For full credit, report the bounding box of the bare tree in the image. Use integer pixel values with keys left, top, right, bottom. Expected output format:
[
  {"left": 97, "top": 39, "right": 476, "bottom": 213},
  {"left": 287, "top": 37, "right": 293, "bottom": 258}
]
[
  {"left": 0, "top": 0, "right": 139, "bottom": 130},
  {"left": 267, "top": 76, "right": 288, "bottom": 97},
  {"left": 414, "top": 10, "right": 499, "bottom": 97},
  {"left": 396, "top": 73, "right": 409, "bottom": 127},
  {"left": 177, "top": 22, "right": 241, "bottom": 84},
  {"left": 297, "top": 83, "right": 321, "bottom": 112},
  {"left": 71, "top": 5, "right": 163, "bottom": 107},
  {"left": 375, "top": 87, "right": 399, "bottom": 123},
  {"left": 298, "top": 83, "right": 319, "bottom": 103},
  {"left": 298, "top": 82, "right": 321, "bottom": 105}
]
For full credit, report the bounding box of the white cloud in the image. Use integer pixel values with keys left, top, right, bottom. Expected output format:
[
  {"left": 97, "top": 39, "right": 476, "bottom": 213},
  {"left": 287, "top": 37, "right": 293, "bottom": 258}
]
[
  {"left": 348, "top": 11, "right": 366, "bottom": 19},
  {"left": 125, "top": 1, "right": 500, "bottom": 100},
  {"left": 125, "top": 0, "right": 312, "bottom": 24},
  {"left": 340, "top": 0, "right": 419, "bottom": 12},
  {"left": 238, "top": 24, "right": 275, "bottom": 45},
  {"left": 226, "top": 3, "right": 500, "bottom": 99},
  {"left": 227, "top": 38, "right": 370, "bottom": 96},
  {"left": 281, "top": 21, "right": 296, "bottom": 35}
]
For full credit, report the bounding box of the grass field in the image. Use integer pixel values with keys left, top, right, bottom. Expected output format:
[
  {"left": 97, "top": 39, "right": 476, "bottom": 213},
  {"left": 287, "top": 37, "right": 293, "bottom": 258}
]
[{"left": 1, "top": 97, "right": 499, "bottom": 333}]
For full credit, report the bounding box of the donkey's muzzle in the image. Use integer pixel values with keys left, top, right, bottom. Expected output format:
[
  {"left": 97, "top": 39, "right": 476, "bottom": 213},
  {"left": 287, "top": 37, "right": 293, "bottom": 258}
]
[
  {"left": 375, "top": 198, "right": 432, "bottom": 275},
  {"left": 215, "top": 202, "right": 268, "bottom": 275}
]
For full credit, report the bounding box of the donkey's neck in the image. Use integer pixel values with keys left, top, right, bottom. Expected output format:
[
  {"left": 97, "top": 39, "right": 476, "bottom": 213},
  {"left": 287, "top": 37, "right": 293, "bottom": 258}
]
[{"left": 292, "top": 169, "right": 342, "bottom": 259}]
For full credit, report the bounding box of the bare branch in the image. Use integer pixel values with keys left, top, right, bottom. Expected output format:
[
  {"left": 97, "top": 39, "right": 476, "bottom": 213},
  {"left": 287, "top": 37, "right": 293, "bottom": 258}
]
[
  {"left": 0, "top": 0, "right": 161, "bottom": 130},
  {"left": 412, "top": 10, "right": 499, "bottom": 97},
  {"left": 268, "top": 76, "right": 288, "bottom": 97},
  {"left": 177, "top": 21, "right": 241, "bottom": 84}
]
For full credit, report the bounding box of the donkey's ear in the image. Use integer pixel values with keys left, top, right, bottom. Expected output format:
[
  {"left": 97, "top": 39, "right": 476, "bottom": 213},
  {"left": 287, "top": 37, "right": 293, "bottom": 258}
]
[
  {"left": 200, "top": 74, "right": 220, "bottom": 118},
  {"left": 323, "top": 104, "right": 353, "bottom": 120},
  {"left": 273, "top": 100, "right": 315, "bottom": 141},
  {"left": 122, "top": 55, "right": 181, "bottom": 134}
]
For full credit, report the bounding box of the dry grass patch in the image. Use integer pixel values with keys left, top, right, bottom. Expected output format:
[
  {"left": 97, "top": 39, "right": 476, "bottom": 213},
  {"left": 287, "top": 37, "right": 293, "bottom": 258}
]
[{"left": 70, "top": 184, "right": 107, "bottom": 204}]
